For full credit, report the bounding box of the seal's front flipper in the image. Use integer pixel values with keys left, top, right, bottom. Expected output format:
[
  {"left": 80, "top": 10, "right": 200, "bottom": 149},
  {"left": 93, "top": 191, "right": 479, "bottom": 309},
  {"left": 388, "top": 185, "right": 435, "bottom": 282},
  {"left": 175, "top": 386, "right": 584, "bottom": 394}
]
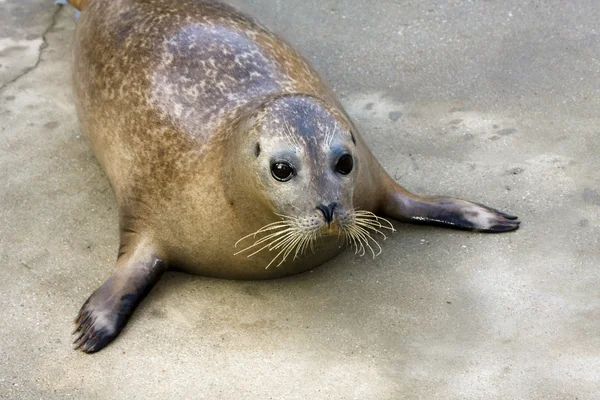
[
  {"left": 73, "top": 241, "right": 166, "bottom": 353},
  {"left": 380, "top": 182, "right": 520, "bottom": 232}
]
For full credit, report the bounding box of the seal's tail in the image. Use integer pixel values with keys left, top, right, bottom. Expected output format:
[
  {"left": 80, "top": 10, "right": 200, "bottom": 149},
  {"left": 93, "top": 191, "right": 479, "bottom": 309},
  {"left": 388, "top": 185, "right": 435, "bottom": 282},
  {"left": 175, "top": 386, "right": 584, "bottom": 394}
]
[{"left": 66, "top": 0, "right": 89, "bottom": 11}]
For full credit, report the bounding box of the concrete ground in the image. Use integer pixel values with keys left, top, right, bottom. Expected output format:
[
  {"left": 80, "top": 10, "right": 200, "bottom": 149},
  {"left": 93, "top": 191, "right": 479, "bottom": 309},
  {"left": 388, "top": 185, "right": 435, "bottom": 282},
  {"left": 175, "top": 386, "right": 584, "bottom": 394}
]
[{"left": 1, "top": 0, "right": 599, "bottom": 398}]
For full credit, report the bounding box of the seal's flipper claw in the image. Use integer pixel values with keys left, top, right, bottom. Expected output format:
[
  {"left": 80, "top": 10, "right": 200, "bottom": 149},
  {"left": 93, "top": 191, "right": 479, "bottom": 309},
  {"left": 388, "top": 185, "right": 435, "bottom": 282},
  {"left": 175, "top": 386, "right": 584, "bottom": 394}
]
[
  {"left": 72, "top": 241, "right": 166, "bottom": 353},
  {"left": 474, "top": 203, "right": 519, "bottom": 221},
  {"left": 380, "top": 180, "right": 521, "bottom": 232}
]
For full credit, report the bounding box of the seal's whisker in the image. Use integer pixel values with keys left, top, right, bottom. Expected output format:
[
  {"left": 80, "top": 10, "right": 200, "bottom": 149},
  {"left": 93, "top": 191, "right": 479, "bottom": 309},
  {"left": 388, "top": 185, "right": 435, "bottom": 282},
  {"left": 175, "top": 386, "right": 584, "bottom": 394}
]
[
  {"left": 330, "top": 125, "right": 336, "bottom": 146},
  {"left": 234, "top": 222, "right": 291, "bottom": 247},
  {"left": 345, "top": 225, "right": 366, "bottom": 256},
  {"left": 268, "top": 229, "right": 300, "bottom": 251},
  {"left": 337, "top": 210, "right": 395, "bottom": 257},
  {"left": 251, "top": 225, "right": 294, "bottom": 243},
  {"left": 234, "top": 214, "right": 324, "bottom": 268},
  {"left": 234, "top": 227, "right": 295, "bottom": 255},
  {"left": 255, "top": 222, "right": 293, "bottom": 232},
  {"left": 299, "top": 230, "right": 319, "bottom": 258},
  {"left": 354, "top": 219, "right": 389, "bottom": 231},
  {"left": 349, "top": 225, "right": 371, "bottom": 257},
  {"left": 351, "top": 227, "right": 376, "bottom": 258},
  {"left": 310, "top": 230, "right": 319, "bottom": 253},
  {"left": 341, "top": 230, "right": 353, "bottom": 253},
  {"left": 250, "top": 229, "right": 296, "bottom": 246},
  {"left": 280, "top": 233, "right": 304, "bottom": 265},
  {"left": 267, "top": 232, "right": 305, "bottom": 269},
  {"left": 354, "top": 220, "right": 389, "bottom": 240},
  {"left": 344, "top": 232, "right": 355, "bottom": 254},
  {"left": 235, "top": 224, "right": 291, "bottom": 245},
  {"left": 236, "top": 209, "right": 393, "bottom": 267},
  {"left": 275, "top": 213, "right": 303, "bottom": 223},
  {"left": 352, "top": 224, "right": 383, "bottom": 258},
  {"left": 242, "top": 228, "right": 297, "bottom": 258},
  {"left": 266, "top": 231, "right": 304, "bottom": 267},
  {"left": 353, "top": 211, "right": 395, "bottom": 231},
  {"left": 285, "top": 228, "right": 319, "bottom": 265},
  {"left": 344, "top": 226, "right": 361, "bottom": 255},
  {"left": 282, "top": 119, "right": 302, "bottom": 149},
  {"left": 354, "top": 216, "right": 383, "bottom": 229},
  {"left": 324, "top": 124, "right": 337, "bottom": 148},
  {"left": 294, "top": 232, "right": 311, "bottom": 259},
  {"left": 306, "top": 232, "right": 315, "bottom": 254},
  {"left": 257, "top": 228, "right": 299, "bottom": 251}
]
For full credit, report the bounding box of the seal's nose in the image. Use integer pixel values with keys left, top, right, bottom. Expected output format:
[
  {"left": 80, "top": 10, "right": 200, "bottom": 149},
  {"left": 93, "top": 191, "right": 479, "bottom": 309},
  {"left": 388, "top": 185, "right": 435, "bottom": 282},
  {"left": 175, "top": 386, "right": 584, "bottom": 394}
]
[{"left": 316, "top": 202, "right": 337, "bottom": 224}]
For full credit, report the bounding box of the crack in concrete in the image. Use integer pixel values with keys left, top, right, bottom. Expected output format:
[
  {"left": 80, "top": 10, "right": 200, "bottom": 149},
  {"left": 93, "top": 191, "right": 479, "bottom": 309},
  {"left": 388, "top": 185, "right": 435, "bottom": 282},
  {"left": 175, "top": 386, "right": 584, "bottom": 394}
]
[{"left": 0, "top": 4, "right": 63, "bottom": 94}]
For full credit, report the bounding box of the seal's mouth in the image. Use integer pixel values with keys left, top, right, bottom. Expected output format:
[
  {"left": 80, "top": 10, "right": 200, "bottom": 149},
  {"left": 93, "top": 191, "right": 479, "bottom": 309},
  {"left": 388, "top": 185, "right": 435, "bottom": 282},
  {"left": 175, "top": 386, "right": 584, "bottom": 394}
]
[
  {"left": 321, "top": 220, "right": 341, "bottom": 235},
  {"left": 322, "top": 227, "right": 337, "bottom": 235},
  {"left": 233, "top": 211, "right": 395, "bottom": 269}
]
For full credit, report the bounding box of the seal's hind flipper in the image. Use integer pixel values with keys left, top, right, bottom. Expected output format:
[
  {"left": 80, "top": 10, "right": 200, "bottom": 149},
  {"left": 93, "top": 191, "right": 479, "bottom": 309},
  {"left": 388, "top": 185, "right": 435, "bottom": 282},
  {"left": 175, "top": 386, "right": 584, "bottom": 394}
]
[
  {"left": 379, "top": 181, "right": 520, "bottom": 232},
  {"left": 73, "top": 241, "right": 167, "bottom": 353}
]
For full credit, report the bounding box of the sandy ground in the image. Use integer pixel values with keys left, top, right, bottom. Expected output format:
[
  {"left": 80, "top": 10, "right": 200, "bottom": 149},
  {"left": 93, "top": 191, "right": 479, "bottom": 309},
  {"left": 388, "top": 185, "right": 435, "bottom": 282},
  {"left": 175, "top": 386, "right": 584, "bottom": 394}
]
[{"left": 1, "top": 0, "right": 599, "bottom": 398}]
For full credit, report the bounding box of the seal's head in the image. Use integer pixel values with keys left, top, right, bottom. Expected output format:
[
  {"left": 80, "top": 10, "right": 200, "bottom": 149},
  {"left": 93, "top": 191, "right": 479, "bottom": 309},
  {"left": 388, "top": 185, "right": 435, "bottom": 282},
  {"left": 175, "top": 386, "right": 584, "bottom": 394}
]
[{"left": 231, "top": 94, "right": 393, "bottom": 267}]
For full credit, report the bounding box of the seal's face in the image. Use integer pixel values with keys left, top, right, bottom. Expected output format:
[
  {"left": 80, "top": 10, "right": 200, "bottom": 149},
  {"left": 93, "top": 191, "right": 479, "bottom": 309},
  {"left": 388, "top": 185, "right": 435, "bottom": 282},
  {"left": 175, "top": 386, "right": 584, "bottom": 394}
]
[
  {"left": 254, "top": 96, "right": 357, "bottom": 230},
  {"left": 234, "top": 96, "right": 394, "bottom": 267}
]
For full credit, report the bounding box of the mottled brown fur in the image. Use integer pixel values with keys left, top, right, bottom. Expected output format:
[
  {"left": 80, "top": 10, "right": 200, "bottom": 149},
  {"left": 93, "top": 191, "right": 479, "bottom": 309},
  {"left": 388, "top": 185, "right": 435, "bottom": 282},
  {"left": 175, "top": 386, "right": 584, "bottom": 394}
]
[{"left": 70, "top": 0, "right": 519, "bottom": 352}]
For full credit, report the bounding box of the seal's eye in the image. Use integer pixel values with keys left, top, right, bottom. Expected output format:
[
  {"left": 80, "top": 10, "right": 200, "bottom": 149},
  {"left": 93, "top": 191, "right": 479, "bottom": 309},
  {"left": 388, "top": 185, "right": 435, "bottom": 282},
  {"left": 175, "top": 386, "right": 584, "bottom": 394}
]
[
  {"left": 336, "top": 154, "right": 353, "bottom": 175},
  {"left": 271, "top": 162, "right": 294, "bottom": 182}
]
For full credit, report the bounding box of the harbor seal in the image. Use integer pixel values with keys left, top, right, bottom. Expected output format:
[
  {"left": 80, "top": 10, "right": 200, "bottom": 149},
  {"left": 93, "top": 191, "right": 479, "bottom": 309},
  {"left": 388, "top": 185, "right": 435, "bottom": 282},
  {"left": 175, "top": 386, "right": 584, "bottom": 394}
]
[{"left": 68, "top": 0, "right": 520, "bottom": 353}]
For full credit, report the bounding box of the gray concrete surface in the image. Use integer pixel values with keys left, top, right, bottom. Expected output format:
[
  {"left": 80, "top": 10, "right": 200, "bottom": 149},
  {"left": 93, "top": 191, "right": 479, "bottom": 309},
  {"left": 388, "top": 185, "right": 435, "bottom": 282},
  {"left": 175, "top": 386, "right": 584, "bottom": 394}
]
[{"left": 1, "top": 0, "right": 599, "bottom": 398}]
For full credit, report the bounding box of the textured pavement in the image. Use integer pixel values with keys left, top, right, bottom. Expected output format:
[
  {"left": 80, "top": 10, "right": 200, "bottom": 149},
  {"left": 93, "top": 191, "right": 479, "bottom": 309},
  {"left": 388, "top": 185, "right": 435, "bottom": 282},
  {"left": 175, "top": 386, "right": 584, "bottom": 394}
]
[{"left": 1, "top": 1, "right": 599, "bottom": 398}]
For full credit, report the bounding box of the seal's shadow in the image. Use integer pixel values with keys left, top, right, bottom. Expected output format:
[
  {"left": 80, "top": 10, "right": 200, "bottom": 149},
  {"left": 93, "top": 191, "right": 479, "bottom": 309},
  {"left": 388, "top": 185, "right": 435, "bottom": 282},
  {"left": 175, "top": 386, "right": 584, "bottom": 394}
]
[{"left": 126, "top": 223, "right": 490, "bottom": 365}]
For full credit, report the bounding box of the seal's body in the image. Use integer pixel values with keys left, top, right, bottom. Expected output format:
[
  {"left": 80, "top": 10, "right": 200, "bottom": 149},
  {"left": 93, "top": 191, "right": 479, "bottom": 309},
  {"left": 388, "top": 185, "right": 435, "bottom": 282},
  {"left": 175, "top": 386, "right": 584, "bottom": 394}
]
[
  {"left": 73, "top": 0, "right": 353, "bottom": 280},
  {"left": 70, "top": 0, "right": 519, "bottom": 353}
]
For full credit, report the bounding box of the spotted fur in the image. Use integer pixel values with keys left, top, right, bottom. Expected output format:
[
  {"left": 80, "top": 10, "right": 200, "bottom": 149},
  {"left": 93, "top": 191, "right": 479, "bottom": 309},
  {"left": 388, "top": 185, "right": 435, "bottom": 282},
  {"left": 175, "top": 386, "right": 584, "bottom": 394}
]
[{"left": 70, "top": 0, "right": 519, "bottom": 353}]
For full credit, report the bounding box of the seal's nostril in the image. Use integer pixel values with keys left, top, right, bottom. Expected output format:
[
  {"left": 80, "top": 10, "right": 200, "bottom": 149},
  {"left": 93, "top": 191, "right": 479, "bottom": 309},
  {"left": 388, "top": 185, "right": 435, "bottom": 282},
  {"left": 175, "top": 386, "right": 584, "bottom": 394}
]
[
  {"left": 316, "top": 205, "right": 330, "bottom": 223},
  {"left": 316, "top": 203, "right": 337, "bottom": 224},
  {"left": 329, "top": 202, "right": 337, "bottom": 216}
]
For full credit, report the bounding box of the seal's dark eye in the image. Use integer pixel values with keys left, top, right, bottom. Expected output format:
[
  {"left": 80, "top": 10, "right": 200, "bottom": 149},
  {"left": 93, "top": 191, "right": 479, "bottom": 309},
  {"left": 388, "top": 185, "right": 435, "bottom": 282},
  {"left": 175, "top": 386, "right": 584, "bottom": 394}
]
[
  {"left": 336, "top": 154, "right": 353, "bottom": 175},
  {"left": 271, "top": 162, "right": 294, "bottom": 182}
]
